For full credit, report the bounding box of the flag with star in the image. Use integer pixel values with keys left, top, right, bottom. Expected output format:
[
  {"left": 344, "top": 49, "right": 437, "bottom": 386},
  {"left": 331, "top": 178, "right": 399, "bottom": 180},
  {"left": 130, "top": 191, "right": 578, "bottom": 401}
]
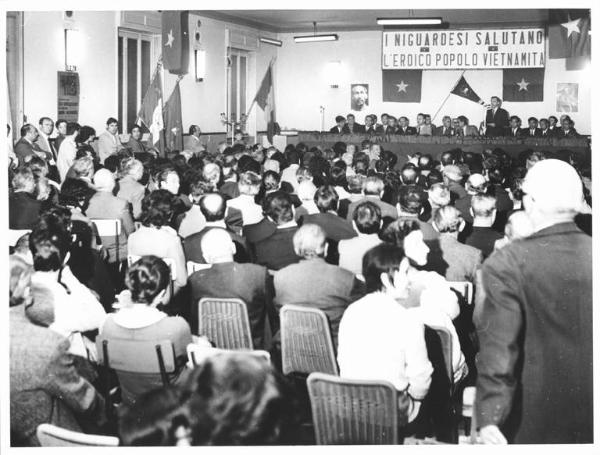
[
  {"left": 163, "top": 81, "right": 184, "bottom": 152},
  {"left": 450, "top": 75, "right": 485, "bottom": 105},
  {"left": 382, "top": 70, "right": 422, "bottom": 102},
  {"left": 548, "top": 9, "right": 591, "bottom": 59},
  {"left": 162, "top": 11, "right": 190, "bottom": 74},
  {"left": 137, "top": 64, "right": 164, "bottom": 148},
  {"left": 503, "top": 68, "right": 545, "bottom": 102}
]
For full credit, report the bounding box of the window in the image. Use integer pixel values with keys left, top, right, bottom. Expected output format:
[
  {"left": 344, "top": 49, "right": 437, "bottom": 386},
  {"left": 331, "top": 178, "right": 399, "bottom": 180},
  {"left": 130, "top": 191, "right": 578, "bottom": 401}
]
[
  {"left": 117, "top": 29, "right": 159, "bottom": 134},
  {"left": 227, "top": 49, "right": 248, "bottom": 124}
]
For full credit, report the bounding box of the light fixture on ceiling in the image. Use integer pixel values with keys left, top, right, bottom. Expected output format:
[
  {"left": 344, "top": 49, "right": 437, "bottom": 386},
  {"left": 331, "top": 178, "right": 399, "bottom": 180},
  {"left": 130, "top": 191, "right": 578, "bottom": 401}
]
[
  {"left": 259, "top": 37, "right": 282, "bottom": 47},
  {"left": 194, "top": 49, "right": 206, "bottom": 82},
  {"left": 294, "top": 21, "right": 338, "bottom": 43},
  {"left": 376, "top": 17, "right": 443, "bottom": 26},
  {"left": 64, "top": 28, "right": 80, "bottom": 72}
]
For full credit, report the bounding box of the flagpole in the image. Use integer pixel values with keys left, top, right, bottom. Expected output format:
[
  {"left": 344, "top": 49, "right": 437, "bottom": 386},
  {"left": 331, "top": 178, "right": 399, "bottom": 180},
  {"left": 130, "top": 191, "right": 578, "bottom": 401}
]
[{"left": 431, "top": 70, "right": 466, "bottom": 123}]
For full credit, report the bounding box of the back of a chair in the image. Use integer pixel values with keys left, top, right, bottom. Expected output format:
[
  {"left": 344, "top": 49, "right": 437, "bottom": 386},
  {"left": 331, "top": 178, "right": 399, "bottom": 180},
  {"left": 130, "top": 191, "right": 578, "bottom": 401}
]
[
  {"left": 426, "top": 325, "right": 453, "bottom": 386},
  {"left": 307, "top": 372, "right": 399, "bottom": 445},
  {"left": 36, "top": 424, "right": 119, "bottom": 447},
  {"left": 96, "top": 337, "right": 176, "bottom": 386},
  {"left": 186, "top": 343, "right": 270, "bottom": 368},
  {"left": 186, "top": 261, "right": 211, "bottom": 276},
  {"left": 198, "top": 298, "right": 253, "bottom": 350},
  {"left": 447, "top": 281, "right": 473, "bottom": 305},
  {"left": 92, "top": 219, "right": 123, "bottom": 262},
  {"left": 280, "top": 305, "right": 339, "bottom": 376}
]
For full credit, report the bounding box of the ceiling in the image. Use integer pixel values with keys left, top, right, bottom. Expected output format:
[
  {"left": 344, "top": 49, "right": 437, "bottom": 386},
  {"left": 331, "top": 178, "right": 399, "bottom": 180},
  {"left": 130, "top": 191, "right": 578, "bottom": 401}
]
[{"left": 195, "top": 9, "right": 551, "bottom": 33}]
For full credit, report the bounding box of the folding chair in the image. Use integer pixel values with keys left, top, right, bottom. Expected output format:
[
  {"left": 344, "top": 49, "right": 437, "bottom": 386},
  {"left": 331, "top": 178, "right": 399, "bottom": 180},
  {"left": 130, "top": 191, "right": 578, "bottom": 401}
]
[
  {"left": 91, "top": 219, "right": 122, "bottom": 263},
  {"left": 280, "top": 305, "right": 339, "bottom": 376},
  {"left": 307, "top": 372, "right": 399, "bottom": 445},
  {"left": 96, "top": 336, "right": 176, "bottom": 409},
  {"left": 186, "top": 343, "right": 270, "bottom": 368},
  {"left": 186, "top": 260, "right": 211, "bottom": 276},
  {"left": 36, "top": 424, "right": 119, "bottom": 447},
  {"left": 447, "top": 281, "right": 474, "bottom": 305},
  {"left": 197, "top": 298, "right": 253, "bottom": 350}
]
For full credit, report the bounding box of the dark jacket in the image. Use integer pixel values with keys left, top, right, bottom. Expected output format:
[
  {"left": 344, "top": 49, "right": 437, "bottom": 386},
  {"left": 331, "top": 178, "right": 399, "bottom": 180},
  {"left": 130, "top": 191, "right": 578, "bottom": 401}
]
[
  {"left": 9, "top": 191, "right": 42, "bottom": 230},
  {"left": 464, "top": 226, "right": 504, "bottom": 258},
  {"left": 475, "top": 222, "right": 592, "bottom": 443},
  {"left": 184, "top": 226, "right": 250, "bottom": 264},
  {"left": 485, "top": 107, "right": 510, "bottom": 137},
  {"left": 342, "top": 123, "right": 365, "bottom": 135},
  {"left": 246, "top": 224, "right": 301, "bottom": 271},
  {"left": 396, "top": 126, "right": 417, "bottom": 136},
  {"left": 434, "top": 125, "right": 455, "bottom": 137}
]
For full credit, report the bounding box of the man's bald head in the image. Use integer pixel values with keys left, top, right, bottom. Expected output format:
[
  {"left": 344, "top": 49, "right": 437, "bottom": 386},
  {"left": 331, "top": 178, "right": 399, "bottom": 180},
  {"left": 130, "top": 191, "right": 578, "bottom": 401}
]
[
  {"left": 201, "top": 228, "right": 235, "bottom": 264},
  {"left": 199, "top": 193, "right": 226, "bottom": 222},
  {"left": 522, "top": 159, "right": 584, "bottom": 218}
]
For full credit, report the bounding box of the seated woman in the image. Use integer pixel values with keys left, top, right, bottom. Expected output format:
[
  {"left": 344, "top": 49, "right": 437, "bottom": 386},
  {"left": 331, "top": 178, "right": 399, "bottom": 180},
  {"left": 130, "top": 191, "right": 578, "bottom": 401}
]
[
  {"left": 100, "top": 255, "right": 192, "bottom": 406},
  {"left": 337, "top": 244, "right": 433, "bottom": 423},
  {"left": 127, "top": 190, "right": 187, "bottom": 293},
  {"left": 118, "top": 352, "right": 288, "bottom": 446}
]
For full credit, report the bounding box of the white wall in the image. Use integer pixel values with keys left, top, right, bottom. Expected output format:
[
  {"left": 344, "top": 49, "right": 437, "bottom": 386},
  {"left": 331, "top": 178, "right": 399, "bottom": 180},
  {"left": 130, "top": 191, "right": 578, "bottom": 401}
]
[
  {"left": 275, "top": 30, "right": 591, "bottom": 134},
  {"left": 23, "top": 11, "right": 117, "bottom": 130}
]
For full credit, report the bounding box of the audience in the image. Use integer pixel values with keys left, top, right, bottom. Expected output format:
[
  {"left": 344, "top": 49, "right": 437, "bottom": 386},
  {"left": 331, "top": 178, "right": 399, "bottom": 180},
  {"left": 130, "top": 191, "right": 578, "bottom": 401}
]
[
  {"left": 9, "top": 166, "right": 42, "bottom": 229},
  {"left": 464, "top": 194, "right": 504, "bottom": 258},
  {"left": 117, "top": 158, "right": 147, "bottom": 219}
]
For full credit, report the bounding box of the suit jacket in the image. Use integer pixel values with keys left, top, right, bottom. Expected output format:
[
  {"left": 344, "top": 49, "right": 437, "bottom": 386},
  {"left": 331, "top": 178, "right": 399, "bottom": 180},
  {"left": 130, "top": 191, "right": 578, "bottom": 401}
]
[
  {"left": 329, "top": 126, "right": 344, "bottom": 134},
  {"left": 539, "top": 128, "right": 557, "bottom": 138},
  {"left": 273, "top": 257, "right": 366, "bottom": 347},
  {"left": 14, "top": 137, "right": 46, "bottom": 166},
  {"left": 381, "top": 125, "right": 396, "bottom": 135},
  {"left": 247, "top": 225, "right": 301, "bottom": 271},
  {"left": 183, "top": 134, "right": 204, "bottom": 154},
  {"left": 437, "top": 234, "right": 482, "bottom": 282},
  {"left": 9, "top": 191, "right": 42, "bottom": 230},
  {"left": 342, "top": 123, "right": 365, "bottom": 135},
  {"left": 475, "top": 222, "right": 592, "bottom": 443},
  {"left": 434, "top": 125, "right": 455, "bottom": 137},
  {"left": 125, "top": 137, "right": 146, "bottom": 155},
  {"left": 86, "top": 191, "right": 136, "bottom": 263},
  {"left": 97, "top": 131, "right": 123, "bottom": 164},
  {"left": 36, "top": 133, "right": 57, "bottom": 160},
  {"left": 300, "top": 212, "right": 357, "bottom": 265},
  {"left": 117, "top": 175, "right": 146, "bottom": 220},
  {"left": 397, "top": 126, "right": 417, "bottom": 136},
  {"left": 464, "top": 226, "right": 504, "bottom": 258},
  {"left": 184, "top": 226, "right": 250, "bottom": 264},
  {"left": 556, "top": 128, "right": 580, "bottom": 138},
  {"left": 456, "top": 125, "right": 479, "bottom": 137},
  {"left": 504, "top": 127, "right": 527, "bottom": 138},
  {"left": 10, "top": 305, "right": 104, "bottom": 446},
  {"left": 485, "top": 107, "right": 509, "bottom": 137},
  {"left": 525, "top": 127, "right": 542, "bottom": 138},
  {"left": 346, "top": 196, "right": 398, "bottom": 222},
  {"left": 189, "top": 262, "right": 274, "bottom": 348}
]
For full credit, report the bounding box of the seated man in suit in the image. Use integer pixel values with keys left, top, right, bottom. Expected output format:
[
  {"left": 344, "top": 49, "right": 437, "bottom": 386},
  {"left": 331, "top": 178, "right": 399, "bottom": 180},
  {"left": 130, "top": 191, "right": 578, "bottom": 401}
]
[
  {"left": 9, "top": 167, "right": 42, "bottom": 230},
  {"left": 397, "top": 116, "right": 417, "bottom": 135},
  {"left": 342, "top": 114, "right": 365, "bottom": 135},
  {"left": 464, "top": 194, "right": 504, "bottom": 259},
  {"left": 525, "top": 117, "right": 542, "bottom": 137},
  {"left": 339, "top": 201, "right": 384, "bottom": 275},
  {"left": 245, "top": 193, "right": 301, "bottom": 271},
  {"left": 557, "top": 116, "right": 580, "bottom": 138},
  {"left": 434, "top": 116, "right": 455, "bottom": 137},
  {"left": 416, "top": 113, "right": 432, "bottom": 136},
  {"left": 346, "top": 176, "right": 398, "bottom": 222},
  {"left": 505, "top": 115, "right": 527, "bottom": 137},
  {"left": 539, "top": 118, "right": 556, "bottom": 138},
  {"left": 300, "top": 185, "right": 356, "bottom": 265},
  {"left": 188, "top": 229, "right": 274, "bottom": 348},
  {"left": 97, "top": 117, "right": 124, "bottom": 164},
  {"left": 456, "top": 116, "right": 479, "bottom": 137},
  {"left": 363, "top": 115, "right": 377, "bottom": 134},
  {"left": 432, "top": 206, "right": 482, "bottom": 283},
  {"left": 183, "top": 125, "right": 205, "bottom": 155},
  {"left": 273, "top": 223, "right": 365, "bottom": 348},
  {"left": 329, "top": 115, "right": 346, "bottom": 134},
  {"left": 184, "top": 193, "right": 250, "bottom": 264},
  {"left": 548, "top": 115, "right": 559, "bottom": 134},
  {"left": 14, "top": 123, "right": 49, "bottom": 166},
  {"left": 484, "top": 96, "right": 510, "bottom": 137},
  {"left": 383, "top": 115, "right": 398, "bottom": 135}
]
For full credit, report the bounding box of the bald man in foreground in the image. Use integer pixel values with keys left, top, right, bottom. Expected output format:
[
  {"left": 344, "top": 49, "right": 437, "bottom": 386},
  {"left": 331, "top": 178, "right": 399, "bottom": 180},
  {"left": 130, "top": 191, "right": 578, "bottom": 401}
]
[
  {"left": 474, "top": 159, "right": 592, "bottom": 444},
  {"left": 188, "top": 228, "right": 274, "bottom": 349}
]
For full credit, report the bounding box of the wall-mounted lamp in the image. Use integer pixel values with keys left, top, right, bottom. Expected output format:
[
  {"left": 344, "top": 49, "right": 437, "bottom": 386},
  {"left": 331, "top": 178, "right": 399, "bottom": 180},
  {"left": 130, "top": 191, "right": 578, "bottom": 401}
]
[
  {"left": 259, "top": 37, "right": 283, "bottom": 47},
  {"left": 325, "top": 61, "right": 341, "bottom": 88},
  {"left": 64, "top": 28, "right": 80, "bottom": 71},
  {"left": 194, "top": 49, "right": 206, "bottom": 82}
]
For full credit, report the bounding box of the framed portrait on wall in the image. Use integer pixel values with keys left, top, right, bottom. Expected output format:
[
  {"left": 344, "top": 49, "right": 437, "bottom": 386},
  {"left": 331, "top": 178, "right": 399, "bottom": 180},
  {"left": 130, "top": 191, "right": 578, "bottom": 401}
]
[
  {"left": 556, "top": 83, "right": 578, "bottom": 113},
  {"left": 351, "top": 84, "right": 369, "bottom": 111}
]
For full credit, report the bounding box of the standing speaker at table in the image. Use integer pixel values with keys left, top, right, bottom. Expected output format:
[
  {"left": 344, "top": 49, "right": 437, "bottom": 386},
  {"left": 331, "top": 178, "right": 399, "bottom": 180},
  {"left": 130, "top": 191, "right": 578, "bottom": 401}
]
[{"left": 485, "top": 96, "right": 510, "bottom": 137}]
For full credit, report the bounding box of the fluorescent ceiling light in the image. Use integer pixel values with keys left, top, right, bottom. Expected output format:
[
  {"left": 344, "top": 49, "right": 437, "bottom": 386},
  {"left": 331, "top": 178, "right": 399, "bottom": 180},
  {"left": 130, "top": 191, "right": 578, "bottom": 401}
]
[
  {"left": 294, "top": 34, "right": 338, "bottom": 43},
  {"left": 377, "top": 18, "right": 443, "bottom": 26},
  {"left": 260, "top": 37, "right": 282, "bottom": 47}
]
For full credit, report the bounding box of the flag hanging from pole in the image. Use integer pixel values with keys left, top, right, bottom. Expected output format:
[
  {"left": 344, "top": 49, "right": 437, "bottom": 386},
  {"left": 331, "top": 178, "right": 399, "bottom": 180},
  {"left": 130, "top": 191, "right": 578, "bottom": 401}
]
[
  {"left": 162, "top": 11, "right": 190, "bottom": 74},
  {"left": 253, "top": 63, "right": 276, "bottom": 144},
  {"left": 450, "top": 75, "right": 486, "bottom": 105},
  {"left": 163, "top": 81, "right": 184, "bottom": 152},
  {"left": 548, "top": 9, "right": 591, "bottom": 59},
  {"left": 503, "top": 68, "right": 545, "bottom": 102},
  {"left": 382, "top": 69, "right": 422, "bottom": 103},
  {"left": 137, "top": 67, "right": 163, "bottom": 148}
]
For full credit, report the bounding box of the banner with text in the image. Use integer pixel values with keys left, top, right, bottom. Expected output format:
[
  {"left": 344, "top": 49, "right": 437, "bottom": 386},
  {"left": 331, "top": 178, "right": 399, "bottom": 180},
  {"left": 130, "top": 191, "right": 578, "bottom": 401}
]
[{"left": 382, "top": 28, "right": 545, "bottom": 70}]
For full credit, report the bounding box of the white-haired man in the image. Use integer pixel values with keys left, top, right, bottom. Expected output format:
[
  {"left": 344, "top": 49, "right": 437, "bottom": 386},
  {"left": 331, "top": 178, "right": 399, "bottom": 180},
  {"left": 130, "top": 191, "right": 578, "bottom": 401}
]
[{"left": 475, "top": 159, "right": 592, "bottom": 444}]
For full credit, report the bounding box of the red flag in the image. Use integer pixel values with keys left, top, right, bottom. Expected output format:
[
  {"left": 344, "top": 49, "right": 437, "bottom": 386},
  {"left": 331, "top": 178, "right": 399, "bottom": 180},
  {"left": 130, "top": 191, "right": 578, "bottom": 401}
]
[
  {"left": 503, "top": 68, "right": 545, "bottom": 102},
  {"left": 382, "top": 70, "right": 422, "bottom": 103},
  {"left": 163, "top": 82, "right": 184, "bottom": 152},
  {"left": 549, "top": 10, "right": 591, "bottom": 59},
  {"left": 162, "top": 11, "right": 189, "bottom": 74},
  {"left": 137, "top": 67, "right": 163, "bottom": 147},
  {"left": 450, "top": 75, "right": 486, "bottom": 105},
  {"left": 254, "top": 64, "right": 277, "bottom": 144}
]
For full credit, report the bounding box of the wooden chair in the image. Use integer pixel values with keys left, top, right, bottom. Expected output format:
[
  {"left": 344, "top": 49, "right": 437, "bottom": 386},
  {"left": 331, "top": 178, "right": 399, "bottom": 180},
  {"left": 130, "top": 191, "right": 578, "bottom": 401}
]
[
  {"left": 197, "top": 298, "right": 253, "bottom": 350},
  {"left": 36, "top": 424, "right": 119, "bottom": 447},
  {"left": 91, "top": 219, "right": 122, "bottom": 263},
  {"left": 280, "top": 305, "right": 338, "bottom": 376},
  {"left": 96, "top": 336, "right": 176, "bottom": 409},
  {"left": 186, "top": 343, "right": 270, "bottom": 367},
  {"left": 447, "top": 281, "right": 474, "bottom": 305},
  {"left": 307, "top": 372, "right": 399, "bottom": 445},
  {"left": 186, "top": 260, "right": 211, "bottom": 276}
]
